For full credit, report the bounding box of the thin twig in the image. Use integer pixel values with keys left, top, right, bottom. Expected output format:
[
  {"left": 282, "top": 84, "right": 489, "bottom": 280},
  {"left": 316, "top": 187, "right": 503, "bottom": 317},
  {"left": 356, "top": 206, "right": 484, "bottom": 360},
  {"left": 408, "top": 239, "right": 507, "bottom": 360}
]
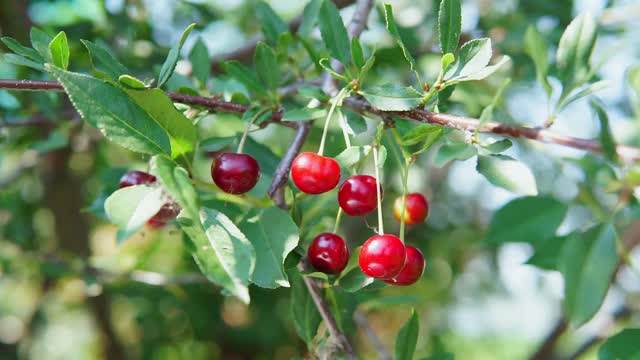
[
  {"left": 2, "top": 79, "right": 639, "bottom": 162},
  {"left": 353, "top": 310, "right": 392, "bottom": 360}
]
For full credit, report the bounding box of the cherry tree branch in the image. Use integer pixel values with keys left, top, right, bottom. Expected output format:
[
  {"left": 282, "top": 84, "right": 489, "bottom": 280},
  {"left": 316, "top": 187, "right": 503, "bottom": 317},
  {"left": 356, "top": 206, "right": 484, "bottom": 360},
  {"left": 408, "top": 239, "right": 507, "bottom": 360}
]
[{"left": 2, "top": 79, "right": 640, "bottom": 162}]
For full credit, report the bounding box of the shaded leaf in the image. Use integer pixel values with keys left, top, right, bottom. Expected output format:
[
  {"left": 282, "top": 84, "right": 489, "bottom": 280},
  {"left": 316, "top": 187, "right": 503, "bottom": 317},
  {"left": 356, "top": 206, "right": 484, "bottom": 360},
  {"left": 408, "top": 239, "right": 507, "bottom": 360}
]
[
  {"left": 438, "top": 0, "right": 461, "bottom": 54},
  {"left": 290, "top": 271, "right": 321, "bottom": 345},
  {"left": 598, "top": 328, "right": 640, "bottom": 360},
  {"left": 30, "top": 27, "right": 52, "bottom": 61},
  {"left": 434, "top": 143, "right": 477, "bottom": 167},
  {"left": 3, "top": 54, "right": 46, "bottom": 71},
  {"left": 158, "top": 23, "right": 196, "bottom": 88},
  {"left": 256, "top": 2, "right": 289, "bottom": 45},
  {"left": 318, "top": 0, "right": 351, "bottom": 65},
  {"left": 560, "top": 224, "right": 618, "bottom": 326},
  {"left": 1, "top": 37, "right": 43, "bottom": 62},
  {"left": 222, "top": 60, "right": 266, "bottom": 94},
  {"left": 476, "top": 155, "right": 538, "bottom": 195},
  {"left": 240, "top": 207, "right": 299, "bottom": 288},
  {"left": 384, "top": 4, "right": 421, "bottom": 85},
  {"left": 81, "top": 40, "right": 128, "bottom": 80},
  {"left": 556, "top": 13, "right": 597, "bottom": 87},
  {"left": 189, "top": 37, "right": 210, "bottom": 85},
  {"left": 396, "top": 309, "right": 419, "bottom": 360},
  {"left": 254, "top": 42, "right": 280, "bottom": 91},
  {"left": 524, "top": 26, "right": 552, "bottom": 96},
  {"left": 299, "top": 0, "right": 322, "bottom": 37},
  {"left": 360, "top": 84, "right": 422, "bottom": 111},
  {"left": 591, "top": 100, "right": 618, "bottom": 163},
  {"left": 351, "top": 37, "right": 365, "bottom": 68},
  {"left": 485, "top": 196, "right": 567, "bottom": 245}
]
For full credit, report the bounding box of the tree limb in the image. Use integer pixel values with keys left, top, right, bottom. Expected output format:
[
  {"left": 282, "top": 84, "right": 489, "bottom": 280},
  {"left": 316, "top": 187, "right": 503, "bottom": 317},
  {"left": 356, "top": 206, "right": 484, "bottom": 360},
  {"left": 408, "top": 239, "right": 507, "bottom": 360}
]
[{"left": 2, "top": 79, "right": 639, "bottom": 162}]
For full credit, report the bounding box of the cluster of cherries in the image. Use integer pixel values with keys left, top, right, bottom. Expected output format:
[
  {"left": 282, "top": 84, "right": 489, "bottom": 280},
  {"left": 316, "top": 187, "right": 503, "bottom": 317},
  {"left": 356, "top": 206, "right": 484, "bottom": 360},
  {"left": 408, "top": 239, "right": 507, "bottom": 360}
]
[
  {"left": 119, "top": 148, "right": 428, "bottom": 286},
  {"left": 291, "top": 152, "right": 428, "bottom": 286}
]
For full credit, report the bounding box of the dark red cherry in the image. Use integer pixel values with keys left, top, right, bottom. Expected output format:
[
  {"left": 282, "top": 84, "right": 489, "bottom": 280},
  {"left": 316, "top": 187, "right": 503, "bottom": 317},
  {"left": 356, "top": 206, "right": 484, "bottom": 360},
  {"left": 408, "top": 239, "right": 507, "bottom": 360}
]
[
  {"left": 359, "top": 234, "right": 406, "bottom": 279},
  {"left": 211, "top": 153, "right": 260, "bottom": 194},
  {"left": 308, "top": 233, "right": 350, "bottom": 274},
  {"left": 119, "top": 170, "right": 156, "bottom": 188},
  {"left": 338, "top": 175, "right": 381, "bottom": 216},
  {"left": 291, "top": 152, "right": 341, "bottom": 194},
  {"left": 393, "top": 193, "right": 429, "bottom": 225},
  {"left": 384, "top": 246, "right": 425, "bottom": 286}
]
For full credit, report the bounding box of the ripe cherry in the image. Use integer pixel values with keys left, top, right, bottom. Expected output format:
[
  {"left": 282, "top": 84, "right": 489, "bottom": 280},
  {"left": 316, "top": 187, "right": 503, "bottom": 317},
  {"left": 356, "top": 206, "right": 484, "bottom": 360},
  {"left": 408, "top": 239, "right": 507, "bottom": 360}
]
[
  {"left": 119, "top": 170, "right": 156, "bottom": 188},
  {"left": 384, "top": 246, "right": 425, "bottom": 286},
  {"left": 338, "top": 175, "right": 382, "bottom": 216},
  {"left": 359, "top": 234, "right": 406, "bottom": 279},
  {"left": 291, "top": 152, "right": 341, "bottom": 194},
  {"left": 393, "top": 193, "right": 429, "bottom": 225},
  {"left": 211, "top": 153, "right": 260, "bottom": 194},
  {"left": 308, "top": 233, "right": 349, "bottom": 274},
  {"left": 119, "top": 170, "right": 177, "bottom": 227}
]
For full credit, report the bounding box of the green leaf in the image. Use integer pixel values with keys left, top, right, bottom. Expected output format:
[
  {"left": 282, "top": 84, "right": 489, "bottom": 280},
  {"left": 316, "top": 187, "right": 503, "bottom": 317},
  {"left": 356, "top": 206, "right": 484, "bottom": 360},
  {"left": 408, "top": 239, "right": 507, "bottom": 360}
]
[
  {"left": 240, "top": 207, "right": 299, "bottom": 288},
  {"left": 123, "top": 87, "right": 197, "bottom": 164},
  {"left": 30, "top": 27, "right": 53, "bottom": 61},
  {"left": 396, "top": 309, "right": 419, "bottom": 360},
  {"left": 1, "top": 37, "right": 43, "bottom": 62},
  {"left": 282, "top": 107, "right": 327, "bottom": 122},
  {"left": 335, "top": 145, "right": 373, "bottom": 169},
  {"left": 402, "top": 124, "right": 443, "bottom": 146},
  {"left": 524, "top": 26, "right": 552, "bottom": 96},
  {"left": 118, "top": 74, "right": 147, "bottom": 89},
  {"left": 476, "top": 155, "right": 538, "bottom": 195},
  {"left": 81, "top": 40, "right": 128, "bottom": 80},
  {"left": 104, "top": 185, "right": 165, "bottom": 241},
  {"left": 222, "top": 61, "right": 266, "bottom": 94},
  {"left": 342, "top": 109, "right": 367, "bottom": 135},
  {"left": 256, "top": 2, "right": 289, "bottom": 45},
  {"left": 351, "top": 37, "right": 365, "bottom": 68},
  {"left": 360, "top": 84, "right": 422, "bottom": 111},
  {"left": 526, "top": 235, "right": 569, "bottom": 271},
  {"left": 556, "top": 13, "right": 597, "bottom": 87},
  {"left": 438, "top": 0, "right": 461, "bottom": 54},
  {"left": 318, "top": 0, "right": 351, "bottom": 65},
  {"left": 199, "top": 136, "right": 237, "bottom": 153},
  {"left": 444, "top": 38, "right": 492, "bottom": 80},
  {"left": 47, "top": 66, "right": 171, "bottom": 155},
  {"left": 482, "top": 139, "right": 512, "bottom": 153},
  {"left": 3, "top": 54, "right": 46, "bottom": 71},
  {"left": 434, "top": 143, "right": 477, "bottom": 167},
  {"left": 49, "top": 31, "right": 69, "bottom": 70},
  {"left": 422, "top": 353, "right": 455, "bottom": 360},
  {"left": 356, "top": 53, "right": 377, "bottom": 83},
  {"left": 158, "top": 23, "right": 196, "bottom": 88},
  {"left": 337, "top": 247, "right": 374, "bottom": 292},
  {"left": 319, "top": 58, "right": 349, "bottom": 82},
  {"left": 560, "top": 224, "right": 618, "bottom": 326},
  {"left": 189, "top": 37, "right": 210, "bottom": 86},
  {"left": 485, "top": 196, "right": 568, "bottom": 245},
  {"left": 560, "top": 80, "right": 609, "bottom": 110},
  {"left": 384, "top": 4, "right": 422, "bottom": 85},
  {"left": 155, "top": 156, "right": 254, "bottom": 303},
  {"left": 290, "top": 271, "right": 321, "bottom": 345},
  {"left": 591, "top": 100, "right": 618, "bottom": 163},
  {"left": 299, "top": 0, "right": 322, "bottom": 37},
  {"left": 598, "top": 328, "right": 640, "bottom": 360},
  {"left": 254, "top": 42, "right": 279, "bottom": 91}
]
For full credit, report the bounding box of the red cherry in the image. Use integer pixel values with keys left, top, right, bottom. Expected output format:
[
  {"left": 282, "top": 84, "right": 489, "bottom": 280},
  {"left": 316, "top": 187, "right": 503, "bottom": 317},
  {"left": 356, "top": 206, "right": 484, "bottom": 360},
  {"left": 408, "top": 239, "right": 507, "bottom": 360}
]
[
  {"left": 338, "top": 175, "right": 382, "bottom": 216},
  {"left": 291, "top": 152, "right": 341, "bottom": 194},
  {"left": 308, "top": 233, "right": 350, "bottom": 274},
  {"left": 384, "top": 246, "right": 425, "bottom": 286},
  {"left": 359, "top": 234, "right": 406, "bottom": 279},
  {"left": 393, "top": 193, "right": 429, "bottom": 225},
  {"left": 119, "top": 170, "right": 156, "bottom": 188},
  {"left": 211, "top": 153, "right": 260, "bottom": 194}
]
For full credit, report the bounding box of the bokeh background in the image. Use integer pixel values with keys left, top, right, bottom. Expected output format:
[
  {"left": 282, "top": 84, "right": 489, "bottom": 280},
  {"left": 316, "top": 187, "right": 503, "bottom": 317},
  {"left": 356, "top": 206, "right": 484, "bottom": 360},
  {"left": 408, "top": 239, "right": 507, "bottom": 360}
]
[{"left": 1, "top": 0, "right": 640, "bottom": 359}]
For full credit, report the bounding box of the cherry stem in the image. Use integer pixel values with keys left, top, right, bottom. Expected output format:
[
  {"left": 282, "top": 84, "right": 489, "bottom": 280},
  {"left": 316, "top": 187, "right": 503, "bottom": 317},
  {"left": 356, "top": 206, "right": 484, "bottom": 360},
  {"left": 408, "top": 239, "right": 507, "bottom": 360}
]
[
  {"left": 333, "top": 207, "right": 344, "bottom": 234},
  {"left": 318, "top": 87, "right": 349, "bottom": 156},
  {"left": 372, "top": 145, "right": 384, "bottom": 235},
  {"left": 237, "top": 108, "right": 270, "bottom": 154},
  {"left": 399, "top": 163, "right": 410, "bottom": 243},
  {"left": 338, "top": 111, "right": 352, "bottom": 149}
]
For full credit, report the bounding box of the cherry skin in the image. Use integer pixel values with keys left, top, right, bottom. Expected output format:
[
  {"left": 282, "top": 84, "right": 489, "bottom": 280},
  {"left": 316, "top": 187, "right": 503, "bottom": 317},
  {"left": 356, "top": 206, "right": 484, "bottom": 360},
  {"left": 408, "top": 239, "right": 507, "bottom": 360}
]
[
  {"left": 211, "top": 153, "right": 260, "bottom": 194},
  {"left": 119, "top": 170, "right": 157, "bottom": 188},
  {"left": 393, "top": 193, "right": 429, "bottom": 225},
  {"left": 119, "top": 170, "right": 177, "bottom": 227},
  {"left": 384, "top": 246, "right": 425, "bottom": 286},
  {"left": 338, "top": 175, "right": 382, "bottom": 216},
  {"left": 291, "top": 152, "right": 341, "bottom": 194},
  {"left": 359, "top": 234, "right": 406, "bottom": 279},
  {"left": 308, "top": 233, "right": 350, "bottom": 274}
]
